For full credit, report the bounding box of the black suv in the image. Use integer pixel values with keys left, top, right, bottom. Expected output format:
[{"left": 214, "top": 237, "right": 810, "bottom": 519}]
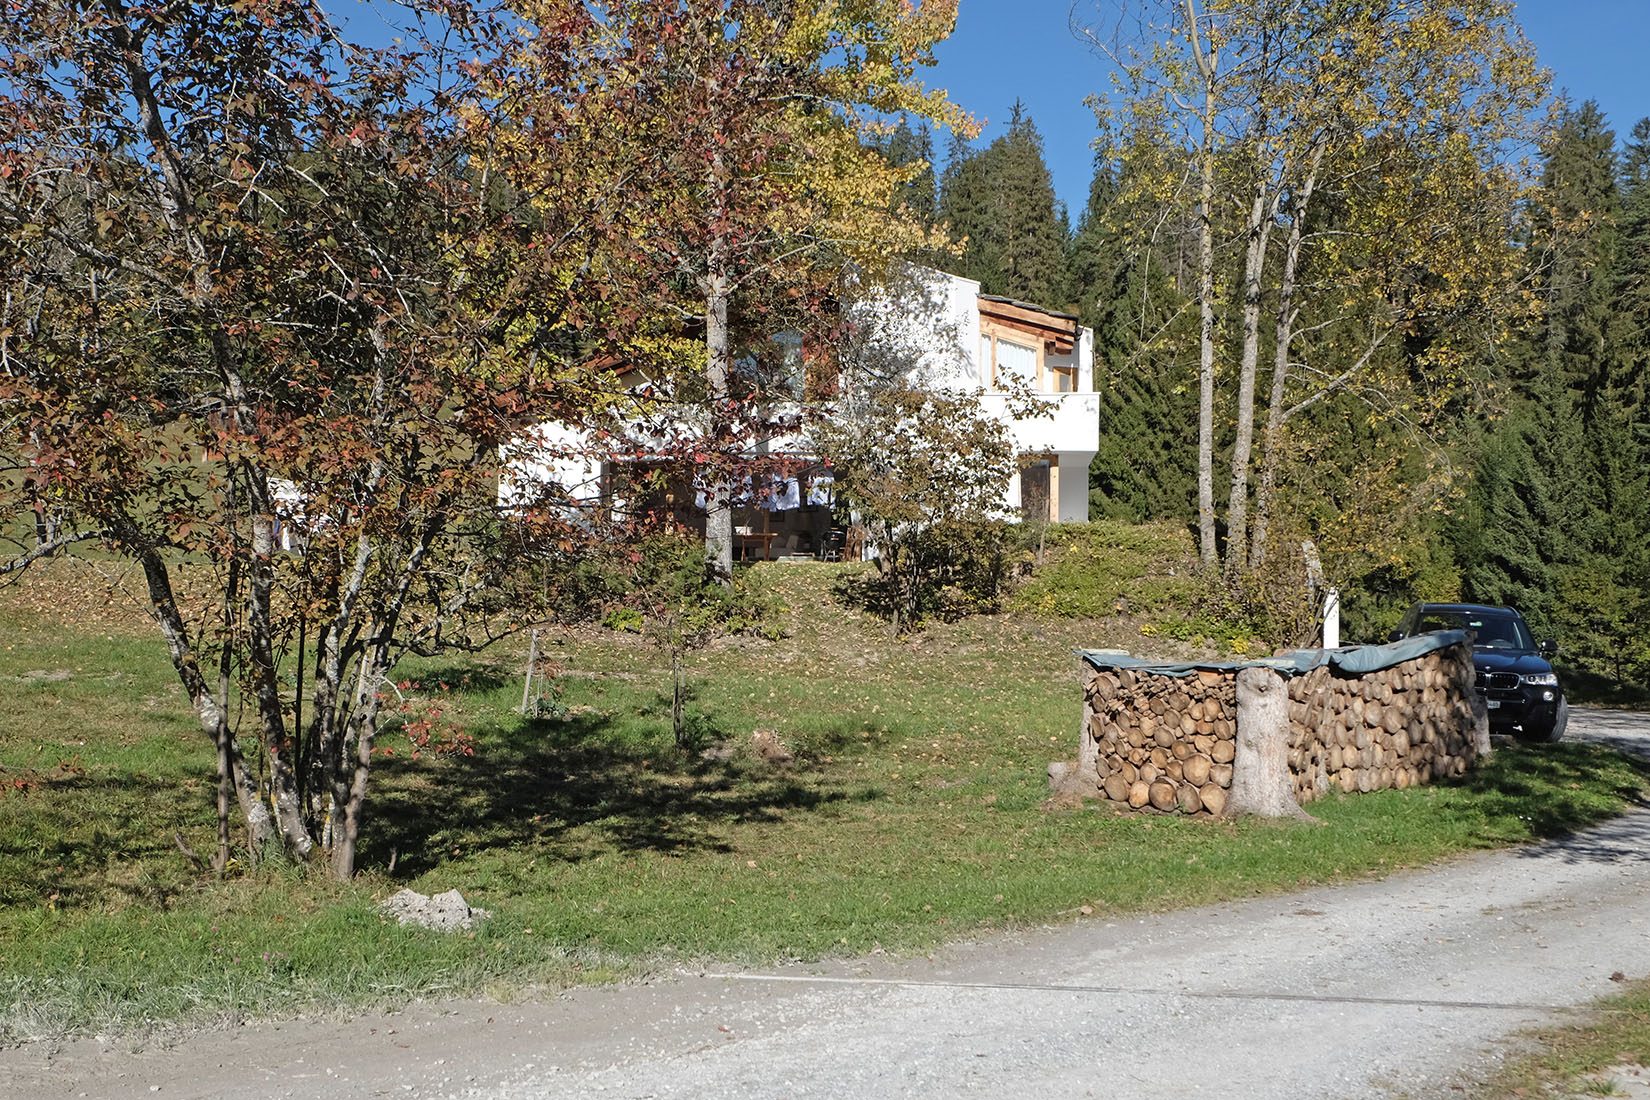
[{"left": 1389, "top": 602, "right": 1567, "bottom": 741}]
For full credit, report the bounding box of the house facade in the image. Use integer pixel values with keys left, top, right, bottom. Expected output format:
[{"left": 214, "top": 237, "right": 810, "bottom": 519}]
[
  {"left": 499, "top": 266, "right": 1100, "bottom": 558},
  {"left": 861, "top": 266, "right": 1099, "bottom": 524}
]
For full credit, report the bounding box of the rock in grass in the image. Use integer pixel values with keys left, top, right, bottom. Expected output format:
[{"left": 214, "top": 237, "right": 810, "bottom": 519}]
[{"left": 379, "top": 888, "right": 490, "bottom": 932}]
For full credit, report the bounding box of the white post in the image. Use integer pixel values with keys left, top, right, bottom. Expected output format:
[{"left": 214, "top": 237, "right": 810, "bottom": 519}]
[
  {"left": 520, "top": 629, "right": 539, "bottom": 715},
  {"left": 1322, "top": 587, "right": 1340, "bottom": 649}
]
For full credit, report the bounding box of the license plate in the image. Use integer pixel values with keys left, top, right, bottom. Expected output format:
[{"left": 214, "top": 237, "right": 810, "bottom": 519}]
[{"left": 1486, "top": 699, "right": 1500, "bottom": 709}]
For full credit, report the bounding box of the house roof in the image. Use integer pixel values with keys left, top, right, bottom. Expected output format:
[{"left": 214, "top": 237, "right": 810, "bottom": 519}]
[{"left": 978, "top": 295, "right": 1079, "bottom": 354}]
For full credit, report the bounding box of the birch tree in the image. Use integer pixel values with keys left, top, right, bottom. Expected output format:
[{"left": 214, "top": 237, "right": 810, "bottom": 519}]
[{"left": 1085, "top": 0, "right": 1547, "bottom": 587}]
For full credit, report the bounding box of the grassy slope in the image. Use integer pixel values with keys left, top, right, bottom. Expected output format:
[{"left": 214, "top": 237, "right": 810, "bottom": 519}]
[{"left": 1, "top": 544, "right": 1647, "bottom": 1042}]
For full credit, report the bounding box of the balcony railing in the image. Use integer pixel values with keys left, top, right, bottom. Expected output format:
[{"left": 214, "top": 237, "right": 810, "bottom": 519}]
[{"left": 978, "top": 391, "right": 1100, "bottom": 456}]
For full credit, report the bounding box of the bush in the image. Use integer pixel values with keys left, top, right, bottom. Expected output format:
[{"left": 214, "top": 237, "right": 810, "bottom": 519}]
[{"left": 836, "top": 519, "right": 1012, "bottom": 631}]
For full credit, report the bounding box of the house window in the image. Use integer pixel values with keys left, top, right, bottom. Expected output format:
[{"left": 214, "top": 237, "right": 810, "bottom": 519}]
[
  {"left": 1046, "top": 361, "right": 1078, "bottom": 393},
  {"left": 982, "top": 326, "right": 1076, "bottom": 393},
  {"left": 992, "top": 337, "right": 1037, "bottom": 389}
]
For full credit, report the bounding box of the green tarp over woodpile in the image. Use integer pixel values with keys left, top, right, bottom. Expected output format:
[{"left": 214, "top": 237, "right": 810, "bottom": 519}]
[{"left": 1077, "top": 630, "right": 1469, "bottom": 680}]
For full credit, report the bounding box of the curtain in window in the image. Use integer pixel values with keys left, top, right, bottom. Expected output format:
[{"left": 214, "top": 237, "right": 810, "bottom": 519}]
[{"left": 995, "top": 339, "right": 1036, "bottom": 388}]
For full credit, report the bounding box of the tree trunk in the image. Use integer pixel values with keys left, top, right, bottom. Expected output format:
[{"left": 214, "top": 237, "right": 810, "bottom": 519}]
[
  {"left": 1251, "top": 145, "right": 1322, "bottom": 572},
  {"left": 327, "top": 507, "right": 440, "bottom": 879},
  {"left": 330, "top": 656, "right": 384, "bottom": 881},
  {"left": 213, "top": 557, "right": 240, "bottom": 874},
  {"left": 1186, "top": 0, "right": 1219, "bottom": 568},
  {"left": 883, "top": 539, "right": 903, "bottom": 638},
  {"left": 703, "top": 267, "right": 735, "bottom": 584},
  {"left": 245, "top": 473, "right": 313, "bottom": 860},
  {"left": 702, "top": 141, "right": 735, "bottom": 585},
  {"left": 308, "top": 530, "right": 373, "bottom": 835},
  {"left": 671, "top": 646, "right": 686, "bottom": 744},
  {"left": 139, "top": 549, "right": 276, "bottom": 849},
  {"left": 1225, "top": 666, "right": 1317, "bottom": 822},
  {"left": 1224, "top": 177, "right": 1276, "bottom": 577}
]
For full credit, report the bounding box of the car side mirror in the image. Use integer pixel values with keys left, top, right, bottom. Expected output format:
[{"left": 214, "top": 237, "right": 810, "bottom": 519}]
[
  {"left": 1539, "top": 639, "right": 1557, "bottom": 655},
  {"left": 1387, "top": 629, "right": 1403, "bottom": 643}
]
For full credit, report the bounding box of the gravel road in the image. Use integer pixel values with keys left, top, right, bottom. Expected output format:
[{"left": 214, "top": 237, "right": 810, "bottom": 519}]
[{"left": 8, "top": 707, "right": 1650, "bottom": 1100}]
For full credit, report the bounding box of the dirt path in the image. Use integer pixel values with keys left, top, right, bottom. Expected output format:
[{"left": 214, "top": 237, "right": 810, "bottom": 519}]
[{"left": 8, "top": 708, "right": 1650, "bottom": 1100}]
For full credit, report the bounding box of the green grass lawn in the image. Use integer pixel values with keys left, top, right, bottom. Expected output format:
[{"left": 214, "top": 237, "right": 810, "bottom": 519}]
[{"left": 2, "top": 558, "right": 1648, "bottom": 1042}]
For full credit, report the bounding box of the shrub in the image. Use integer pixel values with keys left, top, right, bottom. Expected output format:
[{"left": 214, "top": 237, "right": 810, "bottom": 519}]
[{"left": 837, "top": 519, "right": 1012, "bottom": 630}]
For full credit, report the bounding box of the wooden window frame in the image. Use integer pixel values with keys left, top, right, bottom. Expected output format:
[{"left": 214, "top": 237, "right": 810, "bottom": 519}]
[
  {"left": 980, "top": 323, "right": 1045, "bottom": 392},
  {"left": 981, "top": 321, "right": 1083, "bottom": 394}
]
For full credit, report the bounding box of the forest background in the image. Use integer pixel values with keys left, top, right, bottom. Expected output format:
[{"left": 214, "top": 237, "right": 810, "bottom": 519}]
[{"left": 868, "top": 3, "right": 1650, "bottom": 688}]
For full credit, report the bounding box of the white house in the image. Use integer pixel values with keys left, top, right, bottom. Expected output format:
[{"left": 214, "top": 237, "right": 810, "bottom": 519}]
[
  {"left": 500, "top": 266, "right": 1100, "bottom": 558},
  {"left": 848, "top": 265, "right": 1099, "bottom": 525}
]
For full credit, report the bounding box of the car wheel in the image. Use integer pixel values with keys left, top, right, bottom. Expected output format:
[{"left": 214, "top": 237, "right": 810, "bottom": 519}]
[{"left": 1530, "top": 696, "right": 1568, "bottom": 743}]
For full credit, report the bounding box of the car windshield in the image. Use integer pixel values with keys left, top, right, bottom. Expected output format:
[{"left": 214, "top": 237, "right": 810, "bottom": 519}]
[{"left": 1413, "top": 611, "right": 1533, "bottom": 650}]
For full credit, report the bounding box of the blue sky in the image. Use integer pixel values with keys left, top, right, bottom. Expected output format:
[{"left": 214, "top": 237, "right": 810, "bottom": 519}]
[
  {"left": 926, "top": 0, "right": 1650, "bottom": 217},
  {"left": 323, "top": 0, "right": 1650, "bottom": 216}
]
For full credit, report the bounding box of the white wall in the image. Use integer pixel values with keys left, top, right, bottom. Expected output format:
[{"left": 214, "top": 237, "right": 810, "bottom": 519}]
[
  {"left": 501, "top": 265, "right": 1102, "bottom": 524},
  {"left": 498, "top": 420, "right": 604, "bottom": 508},
  {"left": 1058, "top": 454, "right": 1094, "bottom": 522},
  {"left": 846, "top": 265, "right": 1101, "bottom": 524},
  {"left": 844, "top": 265, "right": 981, "bottom": 388}
]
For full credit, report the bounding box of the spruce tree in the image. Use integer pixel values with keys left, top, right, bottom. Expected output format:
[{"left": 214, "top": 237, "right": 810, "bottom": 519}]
[
  {"left": 1613, "top": 118, "right": 1650, "bottom": 426},
  {"left": 1545, "top": 104, "right": 1650, "bottom": 677},
  {"left": 1068, "top": 157, "right": 1196, "bottom": 522},
  {"left": 938, "top": 128, "right": 990, "bottom": 279},
  {"left": 873, "top": 119, "right": 939, "bottom": 228},
  {"left": 1455, "top": 101, "right": 1650, "bottom": 680},
  {"left": 938, "top": 103, "right": 1068, "bottom": 304},
  {"left": 1537, "top": 101, "right": 1618, "bottom": 418},
  {"left": 1593, "top": 116, "right": 1650, "bottom": 681}
]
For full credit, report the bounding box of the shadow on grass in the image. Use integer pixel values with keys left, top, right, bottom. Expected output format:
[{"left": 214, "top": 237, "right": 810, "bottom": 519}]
[
  {"left": 361, "top": 709, "right": 845, "bottom": 878},
  {"left": 390, "top": 661, "right": 516, "bottom": 695},
  {"left": 830, "top": 567, "right": 895, "bottom": 626},
  {"left": 0, "top": 771, "right": 203, "bottom": 910},
  {"left": 1459, "top": 742, "right": 1650, "bottom": 862}
]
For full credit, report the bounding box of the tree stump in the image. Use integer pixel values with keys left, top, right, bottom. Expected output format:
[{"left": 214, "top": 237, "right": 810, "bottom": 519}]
[
  {"left": 1077, "top": 703, "right": 1100, "bottom": 776},
  {"left": 1225, "top": 666, "right": 1318, "bottom": 822}
]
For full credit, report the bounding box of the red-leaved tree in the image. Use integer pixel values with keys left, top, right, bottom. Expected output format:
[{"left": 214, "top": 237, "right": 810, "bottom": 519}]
[{"left": 0, "top": 0, "right": 633, "bottom": 878}]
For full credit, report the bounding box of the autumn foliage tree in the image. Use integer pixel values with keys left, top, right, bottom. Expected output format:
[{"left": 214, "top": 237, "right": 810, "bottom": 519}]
[
  {"left": 498, "top": 0, "right": 970, "bottom": 582},
  {"left": 818, "top": 383, "right": 1018, "bottom": 633},
  {"left": 0, "top": 0, "right": 626, "bottom": 878},
  {"left": 1087, "top": 0, "right": 1549, "bottom": 593}
]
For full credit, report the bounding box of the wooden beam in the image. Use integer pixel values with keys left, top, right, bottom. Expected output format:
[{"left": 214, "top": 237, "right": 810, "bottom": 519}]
[{"left": 978, "top": 297, "right": 1078, "bottom": 352}]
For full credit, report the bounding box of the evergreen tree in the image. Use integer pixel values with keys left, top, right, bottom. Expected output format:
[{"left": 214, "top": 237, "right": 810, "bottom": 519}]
[
  {"left": 1537, "top": 101, "right": 1618, "bottom": 417},
  {"left": 1589, "top": 116, "right": 1650, "bottom": 681},
  {"left": 1613, "top": 118, "right": 1650, "bottom": 427},
  {"left": 938, "top": 103, "right": 1068, "bottom": 304},
  {"left": 1068, "top": 156, "right": 1197, "bottom": 522},
  {"left": 872, "top": 119, "right": 939, "bottom": 228},
  {"left": 1066, "top": 160, "right": 1127, "bottom": 335},
  {"left": 1455, "top": 102, "right": 1650, "bottom": 682},
  {"left": 938, "top": 127, "right": 990, "bottom": 275}
]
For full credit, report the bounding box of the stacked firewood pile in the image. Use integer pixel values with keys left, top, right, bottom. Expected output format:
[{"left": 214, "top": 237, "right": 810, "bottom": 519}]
[
  {"left": 1283, "top": 644, "right": 1481, "bottom": 803},
  {"left": 1075, "top": 641, "right": 1481, "bottom": 815},
  {"left": 1082, "top": 667, "right": 1238, "bottom": 816}
]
